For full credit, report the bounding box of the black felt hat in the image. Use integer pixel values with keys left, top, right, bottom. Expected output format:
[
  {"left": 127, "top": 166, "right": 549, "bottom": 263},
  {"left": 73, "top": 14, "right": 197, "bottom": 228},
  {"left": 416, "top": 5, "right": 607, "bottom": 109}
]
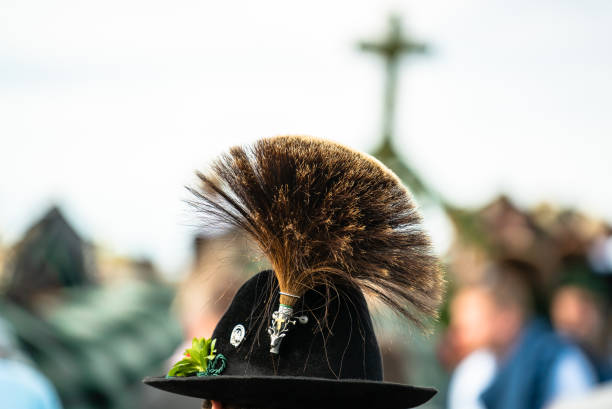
[
  {"left": 145, "top": 270, "right": 436, "bottom": 408},
  {"left": 144, "top": 136, "right": 444, "bottom": 408}
]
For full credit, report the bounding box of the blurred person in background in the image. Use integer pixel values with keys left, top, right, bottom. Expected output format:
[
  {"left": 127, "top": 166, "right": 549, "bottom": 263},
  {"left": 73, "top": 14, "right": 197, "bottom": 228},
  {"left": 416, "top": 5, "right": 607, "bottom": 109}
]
[
  {"left": 446, "top": 286, "right": 497, "bottom": 409},
  {"left": 138, "top": 232, "right": 253, "bottom": 409},
  {"left": 170, "top": 233, "right": 251, "bottom": 357},
  {"left": 476, "top": 260, "right": 596, "bottom": 409},
  {"left": 551, "top": 263, "right": 612, "bottom": 383},
  {"left": 0, "top": 315, "right": 63, "bottom": 409}
]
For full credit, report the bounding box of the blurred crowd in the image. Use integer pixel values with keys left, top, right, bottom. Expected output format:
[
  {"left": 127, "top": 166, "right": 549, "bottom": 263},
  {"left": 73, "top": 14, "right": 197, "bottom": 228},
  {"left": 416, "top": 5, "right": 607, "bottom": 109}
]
[
  {"left": 0, "top": 208, "right": 181, "bottom": 409},
  {"left": 441, "top": 197, "right": 612, "bottom": 409},
  {"left": 1, "top": 195, "right": 610, "bottom": 409}
]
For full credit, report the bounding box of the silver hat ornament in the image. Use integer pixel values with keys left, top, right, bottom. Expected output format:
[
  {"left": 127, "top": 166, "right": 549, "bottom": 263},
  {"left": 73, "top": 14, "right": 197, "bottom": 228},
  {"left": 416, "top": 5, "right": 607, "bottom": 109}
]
[{"left": 268, "top": 292, "right": 308, "bottom": 354}]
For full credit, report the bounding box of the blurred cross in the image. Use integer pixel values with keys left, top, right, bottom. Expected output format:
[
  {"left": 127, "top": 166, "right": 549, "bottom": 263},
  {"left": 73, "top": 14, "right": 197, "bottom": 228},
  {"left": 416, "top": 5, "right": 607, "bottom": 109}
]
[{"left": 360, "top": 15, "right": 430, "bottom": 197}]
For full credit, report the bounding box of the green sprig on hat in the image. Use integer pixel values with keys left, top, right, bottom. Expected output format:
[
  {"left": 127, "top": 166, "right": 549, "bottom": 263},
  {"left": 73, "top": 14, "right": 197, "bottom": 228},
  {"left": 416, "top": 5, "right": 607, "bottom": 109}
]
[{"left": 167, "top": 337, "right": 225, "bottom": 377}]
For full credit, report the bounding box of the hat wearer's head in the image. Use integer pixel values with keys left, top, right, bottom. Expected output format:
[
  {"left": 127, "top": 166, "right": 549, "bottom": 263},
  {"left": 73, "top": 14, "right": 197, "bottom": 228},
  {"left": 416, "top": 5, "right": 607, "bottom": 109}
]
[{"left": 144, "top": 135, "right": 445, "bottom": 409}]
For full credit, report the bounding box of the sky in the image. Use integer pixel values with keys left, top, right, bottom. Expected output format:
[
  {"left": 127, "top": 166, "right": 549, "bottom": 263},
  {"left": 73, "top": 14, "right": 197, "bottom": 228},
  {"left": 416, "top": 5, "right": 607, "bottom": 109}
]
[{"left": 1, "top": 0, "right": 611, "bottom": 277}]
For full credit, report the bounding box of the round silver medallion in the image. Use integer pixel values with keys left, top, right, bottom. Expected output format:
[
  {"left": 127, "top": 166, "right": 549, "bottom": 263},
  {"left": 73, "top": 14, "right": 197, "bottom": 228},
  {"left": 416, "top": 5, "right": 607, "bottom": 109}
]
[{"left": 230, "top": 324, "right": 246, "bottom": 347}]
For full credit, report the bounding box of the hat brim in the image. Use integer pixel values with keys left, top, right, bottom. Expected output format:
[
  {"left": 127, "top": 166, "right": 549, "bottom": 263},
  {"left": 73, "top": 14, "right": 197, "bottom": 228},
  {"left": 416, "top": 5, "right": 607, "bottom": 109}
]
[{"left": 143, "top": 375, "right": 436, "bottom": 409}]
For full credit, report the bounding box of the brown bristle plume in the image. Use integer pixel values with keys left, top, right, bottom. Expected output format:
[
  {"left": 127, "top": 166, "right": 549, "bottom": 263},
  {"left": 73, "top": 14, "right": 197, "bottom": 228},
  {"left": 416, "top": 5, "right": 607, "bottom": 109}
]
[{"left": 189, "top": 136, "right": 444, "bottom": 325}]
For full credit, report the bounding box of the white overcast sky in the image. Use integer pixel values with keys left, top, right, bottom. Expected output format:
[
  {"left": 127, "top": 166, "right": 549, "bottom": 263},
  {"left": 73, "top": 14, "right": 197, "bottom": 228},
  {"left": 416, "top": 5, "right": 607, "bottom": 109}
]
[{"left": 1, "top": 0, "right": 611, "bottom": 277}]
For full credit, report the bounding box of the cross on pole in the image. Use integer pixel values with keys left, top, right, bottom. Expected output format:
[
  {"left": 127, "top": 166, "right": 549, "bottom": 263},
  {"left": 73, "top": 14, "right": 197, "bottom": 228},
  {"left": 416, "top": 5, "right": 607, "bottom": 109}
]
[
  {"left": 359, "top": 15, "right": 431, "bottom": 197},
  {"left": 360, "top": 15, "right": 426, "bottom": 150}
]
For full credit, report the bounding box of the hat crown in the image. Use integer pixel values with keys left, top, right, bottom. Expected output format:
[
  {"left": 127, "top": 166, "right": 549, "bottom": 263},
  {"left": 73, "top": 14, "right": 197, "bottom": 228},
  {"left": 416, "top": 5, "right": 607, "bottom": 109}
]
[{"left": 211, "top": 270, "right": 383, "bottom": 381}]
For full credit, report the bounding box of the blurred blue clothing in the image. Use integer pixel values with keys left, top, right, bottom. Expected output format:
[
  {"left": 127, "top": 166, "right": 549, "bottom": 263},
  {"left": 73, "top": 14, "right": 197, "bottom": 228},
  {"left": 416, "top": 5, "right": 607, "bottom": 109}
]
[
  {"left": 0, "top": 359, "right": 63, "bottom": 409},
  {"left": 547, "top": 345, "right": 597, "bottom": 400},
  {"left": 480, "top": 319, "right": 595, "bottom": 409}
]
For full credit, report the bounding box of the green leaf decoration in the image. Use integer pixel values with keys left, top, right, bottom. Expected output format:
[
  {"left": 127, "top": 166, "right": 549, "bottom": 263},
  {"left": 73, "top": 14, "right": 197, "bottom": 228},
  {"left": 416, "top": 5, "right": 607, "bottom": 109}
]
[{"left": 167, "top": 337, "right": 219, "bottom": 377}]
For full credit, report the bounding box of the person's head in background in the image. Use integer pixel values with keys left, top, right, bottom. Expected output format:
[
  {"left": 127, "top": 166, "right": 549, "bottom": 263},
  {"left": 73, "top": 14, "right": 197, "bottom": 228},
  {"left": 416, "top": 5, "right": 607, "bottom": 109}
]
[
  {"left": 447, "top": 286, "right": 496, "bottom": 364},
  {"left": 551, "top": 285, "right": 604, "bottom": 347},
  {"left": 550, "top": 258, "right": 611, "bottom": 360},
  {"left": 551, "top": 281, "right": 612, "bottom": 383},
  {"left": 476, "top": 260, "right": 538, "bottom": 358}
]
